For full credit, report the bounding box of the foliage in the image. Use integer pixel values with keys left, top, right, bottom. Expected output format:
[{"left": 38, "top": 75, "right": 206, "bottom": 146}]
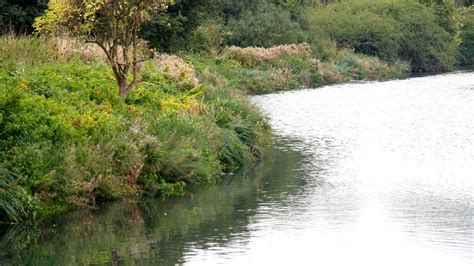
[
  {"left": 224, "top": 1, "right": 306, "bottom": 48},
  {"left": 305, "top": 0, "right": 458, "bottom": 72},
  {"left": 418, "top": 0, "right": 457, "bottom": 36},
  {"left": 141, "top": 0, "right": 312, "bottom": 52},
  {"left": 0, "top": 36, "right": 269, "bottom": 223},
  {"left": 0, "top": 0, "right": 47, "bottom": 33},
  {"left": 306, "top": 6, "right": 402, "bottom": 61},
  {"left": 34, "top": 0, "right": 174, "bottom": 96},
  {"left": 187, "top": 20, "right": 225, "bottom": 53},
  {"left": 459, "top": 6, "right": 474, "bottom": 64},
  {"left": 0, "top": 169, "right": 39, "bottom": 224},
  {"left": 140, "top": 0, "right": 225, "bottom": 52},
  {"left": 186, "top": 43, "right": 409, "bottom": 94}
]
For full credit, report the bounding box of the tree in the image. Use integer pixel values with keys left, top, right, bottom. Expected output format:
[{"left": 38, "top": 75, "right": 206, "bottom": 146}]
[
  {"left": 0, "top": 0, "right": 48, "bottom": 33},
  {"left": 34, "top": 0, "right": 174, "bottom": 97}
]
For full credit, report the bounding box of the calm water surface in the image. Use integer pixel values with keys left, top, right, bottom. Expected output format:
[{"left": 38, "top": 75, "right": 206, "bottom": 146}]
[{"left": 1, "top": 72, "right": 473, "bottom": 265}]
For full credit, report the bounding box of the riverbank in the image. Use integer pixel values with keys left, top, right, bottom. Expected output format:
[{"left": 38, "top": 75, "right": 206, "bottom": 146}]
[
  {"left": 0, "top": 36, "right": 410, "bottom": 224},
  {"left": 186, "top": 44, "right": 410, "bottom": 94},
  {"left": 2, "top": 72, "right": 472, "bottom": 265},
  {"left": 0, "top": 36, "right": 271, "bottom": 224}
]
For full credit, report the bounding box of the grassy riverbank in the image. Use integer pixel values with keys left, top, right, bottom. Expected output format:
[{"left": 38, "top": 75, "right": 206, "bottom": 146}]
[
  {"left": 0, "top": 36, "right": 271, "bottom": 223},
  {"left": 0, "top": 36, "right": 409, "bottom": 224},
  {"left": 186, "top": 43, "right": 409, "bottom": 94}
]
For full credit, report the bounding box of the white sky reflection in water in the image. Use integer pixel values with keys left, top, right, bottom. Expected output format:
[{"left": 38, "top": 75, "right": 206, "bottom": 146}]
[{"left": 184, "top": 72, "right": 474, "bottom": 265}]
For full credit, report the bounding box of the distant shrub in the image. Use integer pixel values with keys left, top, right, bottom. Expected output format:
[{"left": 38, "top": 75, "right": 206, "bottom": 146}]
[
  {"left": 459, "top": 7, "right": 474, "bottom": 65},
  {"left": 223, "top": 43, "right": 311, "bottom": 66},
  {"left": 0, "top": 0, "right": 47, "bottom": 33},
  {"left": 187, "top": 20, "right": 225, "bottom": 53},
  {"left": 306, "top": 0, "right": 457, "bottom": 72},
  {"left": 306, "top": 7, "right": 402, "bottom": 62},
  {"left": 224, "top": 1, "right": 306, "bottom": 48}
]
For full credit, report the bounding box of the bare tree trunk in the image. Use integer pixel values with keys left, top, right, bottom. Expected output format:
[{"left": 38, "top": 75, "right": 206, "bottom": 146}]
[{"left": 118, "top": 79, "right": 128, "bottom": 97}]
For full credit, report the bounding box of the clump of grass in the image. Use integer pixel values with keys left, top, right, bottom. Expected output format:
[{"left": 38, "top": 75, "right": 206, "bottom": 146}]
[
  {"left": 223, "top": 43, "right": 311, "bottom": 66},
  {"left": 0, "top": 179, "right": 27, "bottom": 224},
  {"left": 0, "top": 169, "right": 39, "bottom": 224},
  {"left": 144, "top": 53, "right": 200, "bottom": 89}
]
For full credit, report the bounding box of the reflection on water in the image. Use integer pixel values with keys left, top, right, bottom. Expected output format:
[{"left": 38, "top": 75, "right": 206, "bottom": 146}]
[
  {"left": 1, "top": 72, "right": 473, "bottom": 265},
  {"left": 0, "top": 142, "right": 308, "bottom": 265}
]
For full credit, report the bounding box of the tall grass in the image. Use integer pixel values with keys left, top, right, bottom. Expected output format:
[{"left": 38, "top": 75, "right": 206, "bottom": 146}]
[
  {"left": 0, "top": 34, "right": 105, "bottom": 72},
  {"left": 187, "top": 43, "right": 410, "bottom": 94},
  {"left": 0, "top": 169, "right": 33, "bottom": 224}
]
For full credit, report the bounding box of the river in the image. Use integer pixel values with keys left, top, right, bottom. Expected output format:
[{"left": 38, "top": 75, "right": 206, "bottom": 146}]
[{"left": 1, "top": 72, "right": 473, "bottom": 265}]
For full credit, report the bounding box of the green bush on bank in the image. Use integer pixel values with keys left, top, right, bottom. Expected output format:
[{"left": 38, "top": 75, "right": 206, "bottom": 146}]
[
  {"left": 305, "top": 0, "right": 458, "bottom": 72},
  {"left": 0, "top": 36, "right": 270, "bottom": 224},
  {"left": 224, "top": 1, "right": 306, "bottom": 48},
  {"left": 459, "top": 6, "right": 474, "bottom": 65}
]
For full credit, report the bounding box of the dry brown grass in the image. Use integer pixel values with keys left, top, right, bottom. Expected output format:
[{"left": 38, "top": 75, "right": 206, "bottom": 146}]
[
  {"left": 48, "top": 37, "right": 106, "bottom": 62},
  {"left": 0, "top": 34, "right": 107, "bottom": 67},
  {"left": 152, "top": 53, "right": 199, "bottom": 88},
  {"left": 223, "top": 43, "right": 311, "bottom": 65}
]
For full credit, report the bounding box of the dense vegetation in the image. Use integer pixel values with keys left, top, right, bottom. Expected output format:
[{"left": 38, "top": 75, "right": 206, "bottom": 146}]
[
  {"left": 187, "top": 44, "right": 408, "bottom": 94},
  {"left": 0, "top": 0, "right": 472, "bottom": 224},
  {"left": 459, "top": 6, "right": 474, "bottom": 64},
  {"left": 0, "top": 36, "right": 269, "bottom": 223},
  {"left": 1, "top": 0, "right": 472, "bottom": 70},
  {"left": 140, "top": 0, "right": 472, "bottom": 72},
  {"left": 305, "top": 0, "right": 458, "bottom": 72},
  {"left": 0, "top": 0, "right": 47, "bottom": 33}
]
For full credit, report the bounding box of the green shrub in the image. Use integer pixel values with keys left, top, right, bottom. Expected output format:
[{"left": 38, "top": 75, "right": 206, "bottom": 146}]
[
  {"left": 335, "top": 50, "right": 368, "bottom": 80},
  {"left": 224, "top": 2, "right": 306, "bottom": 48},
  {"left": 305, "top": 0, "right": 457, "bottom": 72},
  {"left": 459, "top": 7, "right": 474, "bottom": 65},
  {"left": 188, "top": 20, "right": 225, "bottom": 53},
  {"left": 306, "top": 6, "right": 402, "bottom": 62}
]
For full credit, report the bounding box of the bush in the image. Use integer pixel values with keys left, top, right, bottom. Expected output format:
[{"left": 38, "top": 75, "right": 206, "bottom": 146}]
[
  {"left": 306, "top": 6, "right": 402, "bottom": 62},
  {"left": 187, "top": 43, "right": 409, "bottom": 94},
  {"left": 187, "top": 20, "right": 225, "bottom": 53},
  {"left": 459, "top": 7, "right": 474, "bottom": 65},
  {"left": 224, "top": 1, "right": 307, "bottom": 48},
  {"left": 305, "top": 0, "right": 458, "bottom": 72}
]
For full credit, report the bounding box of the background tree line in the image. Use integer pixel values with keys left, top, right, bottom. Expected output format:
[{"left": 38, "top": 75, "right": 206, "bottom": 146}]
[{"left": 0, "top": 0, "right": 473, "bottom": 71}]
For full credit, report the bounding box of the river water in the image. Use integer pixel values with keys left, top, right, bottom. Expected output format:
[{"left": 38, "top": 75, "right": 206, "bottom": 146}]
[{"left": 1, "top": 72, "right": 473, "bottom": 265}]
